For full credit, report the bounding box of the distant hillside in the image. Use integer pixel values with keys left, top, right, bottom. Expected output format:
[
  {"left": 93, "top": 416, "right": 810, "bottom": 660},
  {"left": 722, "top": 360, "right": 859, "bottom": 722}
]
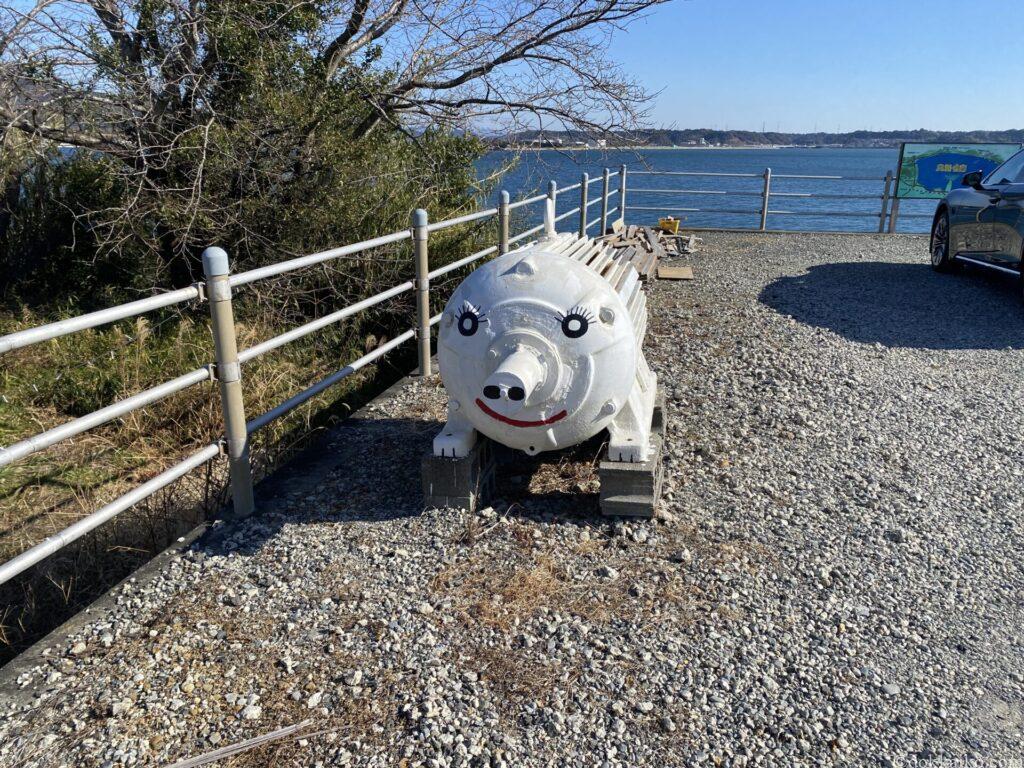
[{"left": 493, "top": 128, "right": 1024, "bottom": 149}]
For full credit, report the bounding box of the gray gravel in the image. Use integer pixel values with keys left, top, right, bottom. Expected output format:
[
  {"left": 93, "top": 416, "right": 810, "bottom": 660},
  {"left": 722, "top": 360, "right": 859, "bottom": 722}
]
[{"left": 2, "top": 231, "right": 1023, "bottom": 767}]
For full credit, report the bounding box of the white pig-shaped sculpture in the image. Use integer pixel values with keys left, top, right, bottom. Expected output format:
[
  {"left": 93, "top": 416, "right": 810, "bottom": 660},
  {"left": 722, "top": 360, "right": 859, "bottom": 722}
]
[{"left": 433, "top": 221, "right": 657, "bottom": 464}]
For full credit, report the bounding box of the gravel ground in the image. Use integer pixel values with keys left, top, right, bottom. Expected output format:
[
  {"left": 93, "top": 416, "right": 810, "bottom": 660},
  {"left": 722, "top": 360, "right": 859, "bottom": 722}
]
[{"left": 2, "top": 231, "right": 1023, "bottom": 767}]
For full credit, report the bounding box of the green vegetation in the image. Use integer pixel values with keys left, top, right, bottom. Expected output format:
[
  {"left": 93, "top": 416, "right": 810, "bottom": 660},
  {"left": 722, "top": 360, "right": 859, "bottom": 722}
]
[
  {"left": 0, "top": 0, "right": 494, "bottom": 659},
  {"left": 0, "top": 0, "right": 663, "bottom": 660}
]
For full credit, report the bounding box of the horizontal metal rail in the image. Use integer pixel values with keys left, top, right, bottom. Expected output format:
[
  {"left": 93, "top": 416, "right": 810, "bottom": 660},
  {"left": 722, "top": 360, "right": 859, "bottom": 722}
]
[
  {"left": 774, "top": 173, "right": 885, "bottom": 181},
  {"left": 508, "top": 192, "right": 547, "bottom": 211},
  {"left": 632, "top": 188, "right": 883, "bottom": 201},
  {"left": 767, "top": 209, "right": 884, "bottom": 218},
  {"left": 0, "top": 165, "right": 622, "bottom": 582},
  {"left": 560, "top": 182, "right": 582, "bottom": 193},
  {"left": 630, "top": 165, "right": 912, "bottom": 233},
  {"left": 631, "top": 170, "right": 886, "bottom": 181},
  {"left": 0, "top": 366, "right": 212, "bottom": 469},
  {"left": 553, "top": 206, "right": 581, "bottom": 224},
  {"left": 633, "top": 187, "right": 764, "bottom": 197},
  {"left": 770, "top": 192, "right": 883, "bottom": 200},
  {"left": 230, "top": 229, "right": 412, "bottom": 287},
  {"left": 631, "top": 204, "right": 885, "bottom": 219},
  {"left": 0, "top": 285, "right": 202, "bottom": 355},
  {"left": 239, "top": 281, "right": 414, "bottom": 363},
  {"left": 428, "top": 245, "right": 498, "bottom": 280},
  {"left": 247, "top": 329, "right": 416, "bottom": 433},
  {"left": 629, "top": 205, "right": 764, "bottom": 215},
  {"left": 426, "top": 207, "right": 498, "bottom": 233},
  {"left": 631, "top": 170, "right": 762, "bottom": 178},
  {"left": 508, "top": 222, "right": 546, "bottom": 245},
  {"left": 0, "top": 442, "right": 221, "bottom": 585}
]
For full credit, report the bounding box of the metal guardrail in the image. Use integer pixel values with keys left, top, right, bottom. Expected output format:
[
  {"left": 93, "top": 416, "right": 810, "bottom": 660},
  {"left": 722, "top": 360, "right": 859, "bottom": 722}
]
[
  {"left": 628, "top": 168, "right": 933, "bottom": 232},
  {"left": 0, "top": 167, "right": 628, "bottom": 585}
]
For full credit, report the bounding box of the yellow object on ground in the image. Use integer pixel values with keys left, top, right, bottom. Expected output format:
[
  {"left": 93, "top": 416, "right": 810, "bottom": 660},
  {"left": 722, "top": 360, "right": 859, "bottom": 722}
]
[{"left": 658, "top": 217, "right": 680, "bottom": 234}]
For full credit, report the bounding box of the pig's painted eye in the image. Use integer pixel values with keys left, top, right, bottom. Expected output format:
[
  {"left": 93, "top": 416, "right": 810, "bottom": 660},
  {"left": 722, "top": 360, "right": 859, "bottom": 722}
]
[
  {"left": 560, "top": 305, "right": 592, "bottom": 339},
  {"left": 456, "top": 302, "right": 486, "bottom": 337}
]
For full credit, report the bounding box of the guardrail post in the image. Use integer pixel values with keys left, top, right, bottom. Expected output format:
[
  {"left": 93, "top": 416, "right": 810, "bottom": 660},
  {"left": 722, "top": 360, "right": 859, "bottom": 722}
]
[
  {"left": 579, "top": 173, "right": 589, "bottom": 237},
  {"left": 618, "top": 164, "right": 627, "bottom": 224},
  {"left": 760, "top": 167, "right": 772, "bottom": 231},
  {"left": 879, "top": 170, "right": 893, "bottom": 233},
  {"left": 888, "top": 197, "right": 901, "bottom": 234},
  {"left": 498, "top": 191, "right": 510, "bottom": 254},
  {"left": 412, "top": 209, "right": 432, "bottom": 376},
  {"left": 202, "top": 247, "right": 255, "bottom": 517},
  {"left": 600, "top": 168, "right": 611, "bottom": 234}
]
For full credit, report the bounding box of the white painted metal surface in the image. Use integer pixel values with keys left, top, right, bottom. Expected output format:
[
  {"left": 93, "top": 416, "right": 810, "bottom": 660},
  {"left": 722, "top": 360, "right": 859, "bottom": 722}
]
[{"left": 434, "top": 218, "right": 656, "bottom": 463}]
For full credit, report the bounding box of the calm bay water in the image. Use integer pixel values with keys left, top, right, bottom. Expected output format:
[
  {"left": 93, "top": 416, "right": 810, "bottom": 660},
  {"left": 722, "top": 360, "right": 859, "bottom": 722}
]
[{"left": 477, "top": 148, "right": 935, "bottom": 234}]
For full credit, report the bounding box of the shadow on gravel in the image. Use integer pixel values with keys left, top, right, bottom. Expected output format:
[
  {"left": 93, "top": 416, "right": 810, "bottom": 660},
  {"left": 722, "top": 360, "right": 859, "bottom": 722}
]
[
  {"left": 198, "top": 414, "right": 606, "bottom": 558},
  {"left": 759, "top": 261, "right": 1024, "bottom": 349}
]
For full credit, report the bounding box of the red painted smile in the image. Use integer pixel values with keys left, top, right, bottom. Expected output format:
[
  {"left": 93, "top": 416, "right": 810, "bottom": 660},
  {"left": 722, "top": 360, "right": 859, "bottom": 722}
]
[{"left": 475, "top": 398, "right": 567, "bottom": 428}]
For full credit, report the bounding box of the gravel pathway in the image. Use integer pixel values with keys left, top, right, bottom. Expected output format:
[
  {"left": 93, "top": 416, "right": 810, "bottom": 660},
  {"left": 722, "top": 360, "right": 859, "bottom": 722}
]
[{"left": 2, "top": 231, "right": 1022, "bottom": 767}]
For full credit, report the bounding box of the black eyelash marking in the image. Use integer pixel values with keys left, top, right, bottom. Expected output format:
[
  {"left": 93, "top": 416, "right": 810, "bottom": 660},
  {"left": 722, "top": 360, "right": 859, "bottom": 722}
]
[
  {"left": 559, "top": 304, "right": 592, "bottom": 338},
  {"left": 456, "top": 301, "right": 487, "bottom": 336}
]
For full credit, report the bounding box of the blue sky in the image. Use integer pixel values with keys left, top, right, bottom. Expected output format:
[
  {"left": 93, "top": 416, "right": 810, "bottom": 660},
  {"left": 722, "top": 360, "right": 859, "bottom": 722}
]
[{"left": 612, "top": 0, "right": 1024, "bottom": 132}]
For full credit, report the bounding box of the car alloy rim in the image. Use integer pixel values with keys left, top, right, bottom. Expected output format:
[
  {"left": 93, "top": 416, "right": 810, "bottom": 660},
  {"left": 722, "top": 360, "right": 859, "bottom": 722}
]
[{"left": 931, "top": 218, "right": 947, "bottom": 265}]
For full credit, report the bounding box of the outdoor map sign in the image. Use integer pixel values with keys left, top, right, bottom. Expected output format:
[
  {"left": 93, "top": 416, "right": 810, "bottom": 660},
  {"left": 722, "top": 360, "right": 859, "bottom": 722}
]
[{"left": 895, "top": 143, "right": 1022, "bottom": 199}]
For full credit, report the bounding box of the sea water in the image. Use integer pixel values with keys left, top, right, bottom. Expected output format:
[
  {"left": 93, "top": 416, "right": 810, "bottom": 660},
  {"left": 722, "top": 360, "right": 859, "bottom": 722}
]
[{"left": 477, "top": 147, "right": 934, "bottom": 234}]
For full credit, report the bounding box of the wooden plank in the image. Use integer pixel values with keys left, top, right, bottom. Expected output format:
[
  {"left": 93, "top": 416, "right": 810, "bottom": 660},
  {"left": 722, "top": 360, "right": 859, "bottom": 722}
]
[
  {"left": 640, "top": 227, "right": 666, "bottom": 258},
  {"left": 627, "top": 249, "right": 648, "bottom": 278},
  {"left": 638, "top": 251, "right": 658, "bottom": 282},
  {"left": 613, "top": 246, "right": 637, "bottom": 267},
  {"left": 626, "top": 224, "right": 638, "bottom": 240},
  {"left": 658, "top": 265, "right": 694, "bottom": 280}
]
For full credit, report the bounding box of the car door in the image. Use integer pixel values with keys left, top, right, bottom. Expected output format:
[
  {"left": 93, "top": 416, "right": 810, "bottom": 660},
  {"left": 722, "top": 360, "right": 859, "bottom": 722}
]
[
  {"left": 986, "top": 151, "right": 1024, "bottom": 265},
  {"left": 948, "top": 180, "right": 1000, "bottom": 258}
]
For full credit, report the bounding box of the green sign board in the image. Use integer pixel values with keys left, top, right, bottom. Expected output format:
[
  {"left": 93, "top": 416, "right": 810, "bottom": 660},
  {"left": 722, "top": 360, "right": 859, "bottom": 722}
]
[{"left": 895, "top": 142, "right": 1022, "bottom": 199}]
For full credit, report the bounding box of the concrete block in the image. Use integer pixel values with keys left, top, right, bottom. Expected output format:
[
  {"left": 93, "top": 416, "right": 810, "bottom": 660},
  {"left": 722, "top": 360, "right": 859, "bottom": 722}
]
[
  {"left": 599, "top": 389, "right": 666, "bottom": 518},
  {"left": 422, "top": 437, "right": 495, "bottom": 512}
]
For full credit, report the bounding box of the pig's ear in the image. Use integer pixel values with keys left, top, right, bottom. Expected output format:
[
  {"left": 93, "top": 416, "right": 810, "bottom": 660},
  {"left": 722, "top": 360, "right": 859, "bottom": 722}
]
[{"left": 501, "top": 254, "right": 538, "bottom": 277}]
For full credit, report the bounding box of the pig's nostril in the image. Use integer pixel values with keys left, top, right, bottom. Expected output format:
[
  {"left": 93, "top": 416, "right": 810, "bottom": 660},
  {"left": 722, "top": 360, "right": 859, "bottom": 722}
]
[
  {"left": 483, "top": 385, "right": 501, "bottom": 400},
  {"left": 508, "top": 386, "right": 525, "bottom": 401}
]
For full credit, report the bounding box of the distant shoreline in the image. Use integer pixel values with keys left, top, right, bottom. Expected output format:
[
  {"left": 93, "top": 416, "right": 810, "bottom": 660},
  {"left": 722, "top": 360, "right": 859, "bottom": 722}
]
[{"left": 492, "top": 145, "right": 896, "bottom": 152}]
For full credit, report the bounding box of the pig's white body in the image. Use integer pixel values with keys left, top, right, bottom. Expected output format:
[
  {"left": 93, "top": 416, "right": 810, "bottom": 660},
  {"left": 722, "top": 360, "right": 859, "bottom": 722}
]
[{"left": 433, "top": 230, "right": 656, "bottom": 463}]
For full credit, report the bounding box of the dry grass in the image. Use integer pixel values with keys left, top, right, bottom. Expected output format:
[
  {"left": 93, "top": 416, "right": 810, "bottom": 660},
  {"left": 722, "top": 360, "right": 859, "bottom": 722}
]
[
  {"left": 432, "top": 548, "right": 567, "bottom": 631},
  {"left": 527, "top": 450, "right": 602, "bottom": 496},
  {"left": 465, "top": 643, "right": 571, "bottom": 702},
  {"left": 0, "top": 299, "right": 415, "bottom": 660}
]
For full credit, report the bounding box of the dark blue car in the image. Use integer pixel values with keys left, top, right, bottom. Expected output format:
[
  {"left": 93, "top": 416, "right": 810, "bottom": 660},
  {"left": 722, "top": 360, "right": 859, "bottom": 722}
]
[{"left": 931, "top": 148, "right": 1024, "bottom": 292}]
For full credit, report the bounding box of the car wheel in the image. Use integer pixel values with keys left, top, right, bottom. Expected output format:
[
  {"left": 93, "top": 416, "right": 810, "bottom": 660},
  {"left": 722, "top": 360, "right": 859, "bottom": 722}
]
[{"left": 930, "top": 211, "right": 954, "bottom": 272}]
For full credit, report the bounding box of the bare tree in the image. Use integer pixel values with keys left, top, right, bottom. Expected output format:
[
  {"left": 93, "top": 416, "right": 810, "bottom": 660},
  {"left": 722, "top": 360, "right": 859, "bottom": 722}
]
[
  {"left": 2, "top": 0, "right": 664, "bottom": 144},
  {"left": 1, "top": 0, "right": 665, "bottom": 285},
  {"left": 320, "top": 0, "right": 665, "bottom": 139}
]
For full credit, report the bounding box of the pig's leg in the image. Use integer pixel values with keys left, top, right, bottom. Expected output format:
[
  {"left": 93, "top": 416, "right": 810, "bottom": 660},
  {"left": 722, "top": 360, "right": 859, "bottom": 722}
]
[
  {"left": 607, "top": 354, "right": 657, "bottom": 462},
  {"left": 433, "top": 405, "right": 478, "bottom": 458}
]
